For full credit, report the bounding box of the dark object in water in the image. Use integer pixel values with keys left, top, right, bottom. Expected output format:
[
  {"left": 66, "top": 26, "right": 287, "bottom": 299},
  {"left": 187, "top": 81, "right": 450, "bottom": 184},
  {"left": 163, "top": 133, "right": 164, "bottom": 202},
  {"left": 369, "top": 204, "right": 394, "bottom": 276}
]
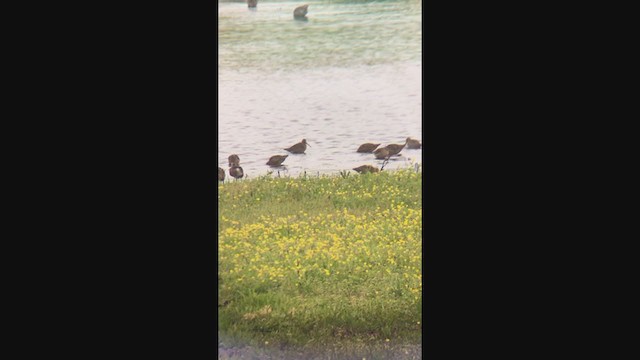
[
  {"left": 294, "top": 4, "right": 309, "bottom": 19},
  {"left": 218, "top": 167, "right": 225, "bottom": 182},
  {"left": 353, "top": 165, "right": 379, "bottom": 174},
  {"left": 284, "top": 139, "right": 310, "bottom": 154},
  {"left": 357, "top": 143, "right": 381, "bottom": 153},
  {"left": 266, "top": 155, "right": 288, "bottom": 167},
  {"left": 228, "top": 154, "right": 240, "bottom": 167},
  {"left": 374, "top": 147, "right": 391, "bottom": 160},
  {"left": 247, "top": 0, "right": 257, "bottom": 8},
  {"left": 384, "top": 140, "right": 407, "bottom": 156},
  {"left": 229, "top": 165, "right": 244, "bottom": 180},
  {"left": 406, "top": 137, "right": 422, "bottom": 149}
]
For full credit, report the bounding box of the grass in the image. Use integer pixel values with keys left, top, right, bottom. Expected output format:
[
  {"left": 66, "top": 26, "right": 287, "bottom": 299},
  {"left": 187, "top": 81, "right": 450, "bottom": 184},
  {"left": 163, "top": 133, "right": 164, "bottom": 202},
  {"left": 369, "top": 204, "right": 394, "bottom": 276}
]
[{"left": 218, "top": 166, "right": 422, "bottom": 355}]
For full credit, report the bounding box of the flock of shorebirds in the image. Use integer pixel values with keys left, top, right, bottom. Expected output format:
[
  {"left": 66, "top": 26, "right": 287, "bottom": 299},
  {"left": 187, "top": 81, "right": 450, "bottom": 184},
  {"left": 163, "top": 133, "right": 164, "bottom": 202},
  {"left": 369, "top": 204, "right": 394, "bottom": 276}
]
[
  {"left": 218, "top": 137, "right": 422, "bottom": 182},
  {"left": 219, "top": 2, "right": 420, "bottom": 182}
]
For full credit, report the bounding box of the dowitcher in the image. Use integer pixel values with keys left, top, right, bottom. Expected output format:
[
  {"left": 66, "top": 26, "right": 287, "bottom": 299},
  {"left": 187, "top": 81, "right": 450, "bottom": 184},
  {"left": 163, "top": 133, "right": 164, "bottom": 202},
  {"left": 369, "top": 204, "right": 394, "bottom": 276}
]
[
  {"left": 229, "top": 165, "right": 244, "bottom": 180},
  {"left": 406, "top": 137, "right": 422, "bottom": 149},
  {"left": 374, "top": 147, "right": 390, "bottom": 160},
  {"left": 294, "top": 4, "right": 309, "bottom": 18},
  {"left": 384, "top": 140, "right": 407, "bottom": 157},
  {"left": 266, "top": 155, "right": 288, "bottom": 167},
  {"left": 218, "top": 167, "right": 225, "bottom": 183},
  {"left": 284, "top": 139, "right": 309, "bottom": 154},
  {"left": 357, "top": 143, "right": 381, "bottom": 153},
  {"left": 353, "top": 165, "right": 379, "bottom": 174},
  {"left": 228, "top": 154, "right": 240, "bottom": 167}
]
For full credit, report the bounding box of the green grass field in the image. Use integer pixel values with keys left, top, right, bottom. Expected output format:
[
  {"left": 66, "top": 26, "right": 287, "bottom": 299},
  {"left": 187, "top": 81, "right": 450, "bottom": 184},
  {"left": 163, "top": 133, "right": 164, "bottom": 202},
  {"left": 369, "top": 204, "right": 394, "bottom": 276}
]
[{"left": 218, "top": 167, "right": 422, "bottom": 354}]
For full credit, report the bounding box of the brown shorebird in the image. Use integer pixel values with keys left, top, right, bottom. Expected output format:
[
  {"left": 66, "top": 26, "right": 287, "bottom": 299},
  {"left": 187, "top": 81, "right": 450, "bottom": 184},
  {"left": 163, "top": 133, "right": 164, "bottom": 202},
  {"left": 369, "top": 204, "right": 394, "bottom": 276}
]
[
  {"left": 353, "top": 165, "right": 379, "bottom": 174},
  {"left": 294, "top": 4, "right": 309, "bottom": 18},
  {"left": 247, "top": 0, "right": 257, "bottom": 8},
  {"left": 284, "top": 139, "right": 309, "bottom": 154},
  {"left": 266, "top": 155, "right": 288, "bottom": 167},
  {"left": 357, "top": 143, "right": 381, "bottom": 153},
  {"left": 406, "top": 137, "right": 422, "bottom": 149},
  {"left": 228, "top": 154, "right": 240, "bottom": 167},
  {"left": 218, "top": 167, "right": 225, "bottom": 183},
  {"left": 229, "top": 165, "right": 244, "bottom": 180},
  {"left": 374, "top": 147, "right": 390, "bottom": 160},
  {"left": 384, "top": 140, "right": 407, "bottom": 157}
]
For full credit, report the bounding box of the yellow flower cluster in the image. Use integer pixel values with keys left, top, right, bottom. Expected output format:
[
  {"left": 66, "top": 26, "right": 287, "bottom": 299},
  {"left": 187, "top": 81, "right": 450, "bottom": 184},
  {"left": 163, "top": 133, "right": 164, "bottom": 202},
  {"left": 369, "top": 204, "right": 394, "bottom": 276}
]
[{"left": 219, "top": 203, "right": 422, "bottom": 300}]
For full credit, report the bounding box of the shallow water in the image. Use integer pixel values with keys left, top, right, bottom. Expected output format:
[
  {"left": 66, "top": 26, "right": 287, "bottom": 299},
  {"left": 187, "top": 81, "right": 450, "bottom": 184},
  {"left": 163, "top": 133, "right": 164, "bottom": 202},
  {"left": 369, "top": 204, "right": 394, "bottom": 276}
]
[{"left": 218, "top": 0, "right": 422, "bottom": 178}]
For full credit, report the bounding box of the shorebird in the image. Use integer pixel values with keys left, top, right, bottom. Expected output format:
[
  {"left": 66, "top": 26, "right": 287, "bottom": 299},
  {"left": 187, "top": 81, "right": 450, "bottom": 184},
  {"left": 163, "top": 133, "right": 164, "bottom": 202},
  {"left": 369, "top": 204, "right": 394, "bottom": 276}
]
[
  {"left": 374, "top": 147, "right": 390, "bottom": 160},
  {"left": 229, "top": 165, "right": 244, "bottom": 180},
  {"left": 384, "top": 140, "right": 407, "bottom": 157},
  {"left": 357, "top": 143, "right": 381, "bottom": 153},
  {"left": 266, "top": 155, "right": 288, "bottom": 167},
  {"left": 228, "top": 154, "right": 240, "bottom": 167},
  {"left": 353, "top": 165, "right": 379, "bottom": 174},
  {"left": 294, "top": 4, "right": 309, "bottom": 18},
  {"left": 247, "top": 0, "right": 257, "bottom": 8},
  {"left": 406, "top": 137, "right": 422, "bottom": 149},
  {"left": 284, "top": 139, "right": 309, "bottom": 154},
  {"left": 218, "top": 167, "right": 225, "bottom": 183}
]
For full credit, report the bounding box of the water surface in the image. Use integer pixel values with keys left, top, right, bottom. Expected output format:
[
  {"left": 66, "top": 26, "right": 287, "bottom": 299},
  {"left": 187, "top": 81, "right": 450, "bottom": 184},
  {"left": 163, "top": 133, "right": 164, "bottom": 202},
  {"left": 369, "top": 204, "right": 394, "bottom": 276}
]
[{"left": 219, "top": 0, "right": 422, "bottom": 178}]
